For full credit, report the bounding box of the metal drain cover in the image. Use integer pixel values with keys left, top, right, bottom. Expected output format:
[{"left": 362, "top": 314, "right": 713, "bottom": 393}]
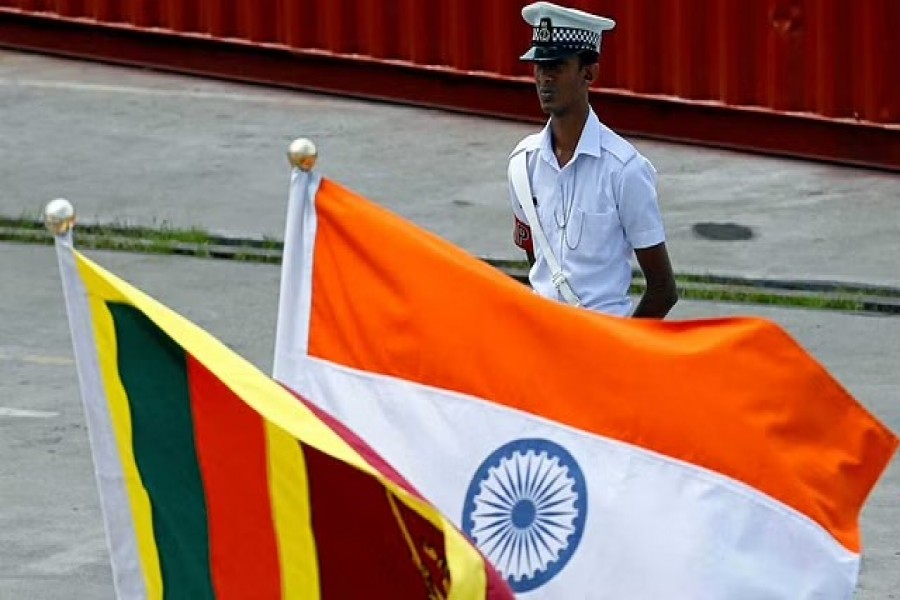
[{"left": 692, "top": 222, "right": 754, "bottom": 241}]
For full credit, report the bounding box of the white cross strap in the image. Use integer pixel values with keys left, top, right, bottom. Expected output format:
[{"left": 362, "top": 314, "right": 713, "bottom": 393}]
[{"left": 510, "top": 149, "right": 581, "bottom": 307}]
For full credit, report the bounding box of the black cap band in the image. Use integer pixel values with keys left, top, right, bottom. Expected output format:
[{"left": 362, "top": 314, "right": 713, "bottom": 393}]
[{"left": 521, "top": 17, "right": 601, "bottom": 62}]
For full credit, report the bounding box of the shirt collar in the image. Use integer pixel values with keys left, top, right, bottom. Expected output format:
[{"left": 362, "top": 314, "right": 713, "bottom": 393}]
[{"left": 539, "top": 108, "right": 602, "bottom": 168}]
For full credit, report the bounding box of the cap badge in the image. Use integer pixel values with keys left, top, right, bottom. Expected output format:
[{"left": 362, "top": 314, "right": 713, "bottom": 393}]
[{"left": 537, "top": 18, "right": 553, "bottom": 43}]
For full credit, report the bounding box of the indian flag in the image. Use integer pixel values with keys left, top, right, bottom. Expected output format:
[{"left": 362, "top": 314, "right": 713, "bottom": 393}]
[
  {"left": 53, "top": 230, "right": 513, "bottom": 599},
  {"left": 273, "top": 167, "right": 898, "bottom": 598}
]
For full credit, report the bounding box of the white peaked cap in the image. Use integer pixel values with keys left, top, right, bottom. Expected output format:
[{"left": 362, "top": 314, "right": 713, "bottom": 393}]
[{"left": 520, "top": 2, "right": 616, "bottom": 62}]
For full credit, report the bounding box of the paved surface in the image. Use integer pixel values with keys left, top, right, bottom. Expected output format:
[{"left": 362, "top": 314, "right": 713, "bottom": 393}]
[
  {"left": 0, "top": 49, "right": 898, "bottom": 599},
  {"left": 1, "top": 245, "right": 897, "bottom": 599},
  {"left": 1, "top": 50, "right": 899, "bottom": 287}
]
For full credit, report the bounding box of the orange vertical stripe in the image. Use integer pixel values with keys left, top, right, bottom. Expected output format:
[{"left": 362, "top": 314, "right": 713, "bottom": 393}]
[
  {"left": 74, "top": 249, "right": 503, "bottom": 599},
  {"left": 187, "top": 357, "right": 282, "bottom": 599},
  {"left": 306, "top": 178, "right": 898, "bottom": 553}
]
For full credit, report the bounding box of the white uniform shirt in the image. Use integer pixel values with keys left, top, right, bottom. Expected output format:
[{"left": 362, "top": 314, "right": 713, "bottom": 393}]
[{"left": 508, "top": 109, "right": 666, "bottom": 316}]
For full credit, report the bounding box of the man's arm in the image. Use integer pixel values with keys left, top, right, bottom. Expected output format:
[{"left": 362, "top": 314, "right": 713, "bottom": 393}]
[
  {"left": 632, "top": 241, "right": 677, "bottom": 318},
  {"left": 523, "top": 245, "right": 535, "bottom": 268}
]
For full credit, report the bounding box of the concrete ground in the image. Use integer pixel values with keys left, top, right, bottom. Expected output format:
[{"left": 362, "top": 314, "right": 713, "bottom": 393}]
[
  {"left": 1, "top": 246, "right": 897, "bottom": 599},
  {"left": 0, "top": 49, "right": 898, "bottom": 599},
  {"left": 1, "top": 50, "right": 898, "bottom": 287}
]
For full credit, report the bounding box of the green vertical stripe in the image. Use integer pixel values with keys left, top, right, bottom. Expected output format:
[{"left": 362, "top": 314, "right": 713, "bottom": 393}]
[{"left": 109, "top": 303, "right": 214, "bottom": 600}]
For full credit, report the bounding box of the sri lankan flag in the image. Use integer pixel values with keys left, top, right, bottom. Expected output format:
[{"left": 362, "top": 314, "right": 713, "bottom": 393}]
[{"left": 53, "top": 234, "right": 513, "bottom": 600}]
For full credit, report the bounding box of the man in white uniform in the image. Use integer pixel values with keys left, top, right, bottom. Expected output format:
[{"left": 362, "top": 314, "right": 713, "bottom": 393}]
[{"left": 509, "top": 2, "right": 678, "bottom": 318}]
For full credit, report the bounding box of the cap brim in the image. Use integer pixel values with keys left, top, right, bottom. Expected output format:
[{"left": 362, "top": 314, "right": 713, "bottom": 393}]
[{"left": 519, "top": 46, "right": 581, "bottom": 62}]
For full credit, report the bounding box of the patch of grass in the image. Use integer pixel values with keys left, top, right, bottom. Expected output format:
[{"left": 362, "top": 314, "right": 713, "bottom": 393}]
[
  {"left": 0, "top": 216, "right": 213, "bottom": 244},
  {"left": 259, "top": 236, "right": 283, "bottom": 251},
  {"left": 3, "top": 216, "right": 897, "bottom": 314},
  {"left": 0, "top": 228, "right": 53, "bottom": 245},
  {"left": 0, "top": 216, "right": 45, "bottom": 230},
  {"left": 629, "top": 283, "right": 865, "bottom": 312},
  {"left": 665, "top": 271, "right": 900, "bottom": 299}
]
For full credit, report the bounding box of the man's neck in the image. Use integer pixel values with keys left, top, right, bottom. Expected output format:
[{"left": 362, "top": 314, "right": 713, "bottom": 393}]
[{"left": 549, "top": 103, "right": 590, "bottom": 168}]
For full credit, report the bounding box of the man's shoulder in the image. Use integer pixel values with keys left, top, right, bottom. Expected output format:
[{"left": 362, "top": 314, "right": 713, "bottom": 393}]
[
  {"left": 598, "top": 122, "right": 642, "bottom": 167},
  {"left": 508, "top": 132, "right": 543, "bottom": 160}
]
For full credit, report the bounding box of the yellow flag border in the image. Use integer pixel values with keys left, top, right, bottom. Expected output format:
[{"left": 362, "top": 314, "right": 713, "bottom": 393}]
[{"left": 74, "top": 250, "right": 488, "bottom": 597}]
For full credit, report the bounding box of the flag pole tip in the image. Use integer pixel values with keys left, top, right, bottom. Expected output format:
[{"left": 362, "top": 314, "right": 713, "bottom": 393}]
[
  {"left": 287, "top": 138, "right": 318, "bottom": 172},
  {"left": 43, "top": 198, "right": 75, "bottom": 236}
]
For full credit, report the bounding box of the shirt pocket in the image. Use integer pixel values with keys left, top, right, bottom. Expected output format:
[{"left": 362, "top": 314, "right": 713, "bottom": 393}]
[{"left": 569, "top": 207, "right": 622, "bottom": 264}]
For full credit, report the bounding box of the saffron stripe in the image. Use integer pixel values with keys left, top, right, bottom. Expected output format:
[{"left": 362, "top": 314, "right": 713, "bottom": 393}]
[
  {"left": 108, "top": 304, "right": 214, "bottom": 599},
  {"left": 305, "top": 177, "right": 899, "bottom": 552},
  {"left": 186, "top": 356, "right": 281, "bottom": 600},
  {"left": 265, "top": 421, "right": 320, "bottom": 599},
  {"left": 87, "top": 295, "right": 163, "bottom": 599}
]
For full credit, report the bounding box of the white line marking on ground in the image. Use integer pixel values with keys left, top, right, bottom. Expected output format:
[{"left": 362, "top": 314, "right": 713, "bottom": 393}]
[
  {"left": 25, "top": 536, "right": 108, "bottom": 574},
  {"left": 0, "top": 352, "right": 73, "bottom": 366},
  {"left": 22, "top": 354, "right": 74, "bottom": 366},
  {"left": 0, "top": 407, "right": 59, "bottom": 418},
  {"left": 0, "top": 77, "right": 323, "bottom": 106}
]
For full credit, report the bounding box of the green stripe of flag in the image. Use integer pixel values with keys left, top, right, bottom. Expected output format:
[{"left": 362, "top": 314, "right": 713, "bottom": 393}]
[{"left": 108, "top": 303, "right": 215, "bottom": 600}]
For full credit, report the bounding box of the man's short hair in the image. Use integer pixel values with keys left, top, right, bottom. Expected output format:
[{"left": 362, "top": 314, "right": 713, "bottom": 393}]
[{"left": 578, "top": 51, "right": 599, "bottom": 68}]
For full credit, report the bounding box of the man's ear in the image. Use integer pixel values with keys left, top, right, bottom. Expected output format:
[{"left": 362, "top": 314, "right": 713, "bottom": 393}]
[{"left": 584, "top": 64, "right": 599, "bottom": 84}]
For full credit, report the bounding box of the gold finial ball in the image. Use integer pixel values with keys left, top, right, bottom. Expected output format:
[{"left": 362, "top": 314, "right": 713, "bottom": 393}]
[
  {"left": 43, "top": 198, "right": 76, "bottom": 236},
  {"left": 287, "top": 138, "right": 318, "bottom": 172}
]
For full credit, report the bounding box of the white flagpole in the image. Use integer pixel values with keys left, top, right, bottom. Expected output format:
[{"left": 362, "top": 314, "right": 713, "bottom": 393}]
[
  {"left": 46, "top": 199, "right": 145, "bottom": 600},
  {"left": 273, "top": 138, "right": 322, "bottom": 385}
]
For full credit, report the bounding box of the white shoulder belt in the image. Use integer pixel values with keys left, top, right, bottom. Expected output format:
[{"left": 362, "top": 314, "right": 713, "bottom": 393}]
[{"left": 510, "top": 149, "right": 581, "bottom": 307}]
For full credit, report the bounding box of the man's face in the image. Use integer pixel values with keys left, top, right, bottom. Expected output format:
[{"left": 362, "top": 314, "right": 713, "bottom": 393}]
[{"left": 533, "top": 55, "right": 589, "bottom": 115}]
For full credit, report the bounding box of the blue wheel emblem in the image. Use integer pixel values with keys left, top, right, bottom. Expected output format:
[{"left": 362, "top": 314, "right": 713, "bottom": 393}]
[{"left": 462, "top": 439, "right": 587, "bottom": 593}]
